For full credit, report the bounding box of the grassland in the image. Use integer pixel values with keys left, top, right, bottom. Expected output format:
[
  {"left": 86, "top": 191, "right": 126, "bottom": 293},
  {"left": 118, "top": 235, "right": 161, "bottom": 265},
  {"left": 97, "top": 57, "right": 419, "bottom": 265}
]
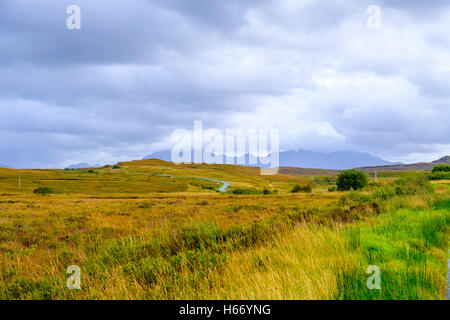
[{"left": 0, "top": 160, "right": 448, "bottom": 300}]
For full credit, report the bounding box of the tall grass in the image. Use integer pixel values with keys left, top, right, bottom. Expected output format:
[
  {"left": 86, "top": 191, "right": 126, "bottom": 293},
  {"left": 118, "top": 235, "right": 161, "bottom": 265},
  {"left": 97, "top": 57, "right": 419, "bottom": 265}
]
[
  {"left": 1, "top": 205, "right": 446, "bottom": 299},
  {"left": 0, "top": 168, "right": 448, "bottom": 300}
]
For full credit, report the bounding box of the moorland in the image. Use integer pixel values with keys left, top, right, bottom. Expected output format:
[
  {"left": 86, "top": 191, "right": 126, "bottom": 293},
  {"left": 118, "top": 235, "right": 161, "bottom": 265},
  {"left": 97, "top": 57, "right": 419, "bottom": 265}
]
[{"left": 0, "top": 159, "right": 448, "bottom": 299}]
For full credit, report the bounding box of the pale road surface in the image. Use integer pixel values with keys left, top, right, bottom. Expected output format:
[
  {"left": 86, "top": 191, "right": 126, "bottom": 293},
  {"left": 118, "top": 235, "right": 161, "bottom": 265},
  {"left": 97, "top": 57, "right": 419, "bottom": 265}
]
[
  {"left": 199, "top": 178, "right": 229, "bottom": 192},
  {"left": 150, "top": 173, "right": 229, "bottom": 192}
]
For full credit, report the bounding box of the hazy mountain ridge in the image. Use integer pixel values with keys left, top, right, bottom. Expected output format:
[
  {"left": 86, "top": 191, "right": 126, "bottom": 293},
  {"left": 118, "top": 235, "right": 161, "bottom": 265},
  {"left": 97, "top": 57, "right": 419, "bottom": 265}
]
[
  {"left": 277, "top": 149, "right": 399, "bottom": 169},
  {"left": 356, "top": 156, "right": 450, "bottom": 172},
  {"left": 65, "top": 163, "right": 101, "bottom": 169},
  {"left": 144, "top": 149, "right": 399, "bottom": 170}
]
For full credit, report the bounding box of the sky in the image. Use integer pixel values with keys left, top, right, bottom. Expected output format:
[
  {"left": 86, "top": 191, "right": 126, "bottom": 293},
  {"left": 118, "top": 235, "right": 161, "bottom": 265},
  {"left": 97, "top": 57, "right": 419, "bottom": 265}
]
[{"left": 0, "top": 0, "right": 449, "bottom": 168}]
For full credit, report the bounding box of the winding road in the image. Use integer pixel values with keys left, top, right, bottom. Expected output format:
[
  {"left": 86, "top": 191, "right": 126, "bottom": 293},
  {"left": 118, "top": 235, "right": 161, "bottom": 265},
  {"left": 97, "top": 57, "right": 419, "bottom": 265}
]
[
  {"left": 199, "top": 178, "right": 230, "bottom": 192},
  {"left": 150, "top": 173, "right": 229, "bottom": 192}
]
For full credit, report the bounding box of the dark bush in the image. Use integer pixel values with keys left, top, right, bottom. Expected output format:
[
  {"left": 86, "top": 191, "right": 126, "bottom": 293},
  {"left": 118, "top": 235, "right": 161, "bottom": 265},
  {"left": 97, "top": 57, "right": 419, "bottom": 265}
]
[
  {"left": 262, "top": 188, "right": 277, "bottom": 195},
  {"left": 291, "top": 184, "right": 312, "bottom": 193},
  {"left": 33, "top": 186, "right": 58, "bottom": 195},
  {"left": 189, "top": 181, "right": 216, "bottom": 190},
  {"left": 336, "top": 170, "right": 368, "bottom": 191},
  {"left": 431, "top": 164, "right": 450, "bottom": 172},
  {"left": 231, "top": 188, "right": 261, "bottom": 195},
  {"left": 428, "top": 172, "right": 450, "bottom": 180}
]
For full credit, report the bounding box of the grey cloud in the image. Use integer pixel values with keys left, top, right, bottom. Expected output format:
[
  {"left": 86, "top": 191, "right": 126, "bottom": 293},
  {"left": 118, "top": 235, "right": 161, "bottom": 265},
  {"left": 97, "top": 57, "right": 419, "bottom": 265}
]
[
  {"left": 378, "top": 0, "right": 449, "bottom": 12},
  {"left": 0, "top": 0, "right": 449, "bottom": 168}
]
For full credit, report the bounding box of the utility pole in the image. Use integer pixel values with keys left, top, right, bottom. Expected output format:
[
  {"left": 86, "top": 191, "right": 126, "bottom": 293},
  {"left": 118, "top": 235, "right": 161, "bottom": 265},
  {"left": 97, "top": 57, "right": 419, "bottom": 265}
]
[{"left": 374, "top": 171, "right": 377, "bottom": 183}]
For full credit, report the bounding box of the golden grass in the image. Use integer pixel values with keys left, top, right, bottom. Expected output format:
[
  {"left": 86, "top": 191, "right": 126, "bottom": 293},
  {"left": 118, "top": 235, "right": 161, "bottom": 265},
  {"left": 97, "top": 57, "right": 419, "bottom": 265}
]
[
  {"left": 200, "top": 224, "right": 351, "bottom": 300},
  {"left": 0, "top": 161, "right": 448, "bottom": 300}
]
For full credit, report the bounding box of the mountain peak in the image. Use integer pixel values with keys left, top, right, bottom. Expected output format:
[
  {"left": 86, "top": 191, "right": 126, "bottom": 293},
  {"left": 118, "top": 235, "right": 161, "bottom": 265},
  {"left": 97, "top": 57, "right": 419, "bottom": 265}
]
[
  {"left": 66, "top": 162, "right": 96, "bottom": 169},
  {"left": 432, "top": 156, "right": 450, "bottom": 164}
]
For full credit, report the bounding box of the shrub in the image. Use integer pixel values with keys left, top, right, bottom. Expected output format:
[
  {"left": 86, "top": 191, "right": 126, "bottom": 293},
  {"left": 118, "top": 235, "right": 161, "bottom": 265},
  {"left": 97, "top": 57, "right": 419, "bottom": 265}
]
[
  {"left": 189, "top": 181, "right": 216, "bottom": 190},
  {"left": 372, "top": 185, "right": 396, "bottom": 200},
  {"left": 314, "top": 176, "right": 334, "bottom": 185},
  {"left": 112, "top": 165, "right": 121, "bottom": 169},
  {"left": 231, "top": 188, "right": 261, "bottom": 195},
  {"left": 428, "top": 171, "right": 450, "bottom": 180},
  {"left": 328, "top": 185, "right": 338, "bottom": 192},
  {"left": 291, "top": 184, "right": 312, "bottom": 193},
  {"left": 339, "top": 191, "right": 372, "bottom": 207},
  {"left": 33, "top": 186, "right": 58, "bottom": 195},
  {"left": 393, "top": 172, "right": 433, "bottom": 196},
  {"left": 262, "top": 188, "right": 278, "bottom": 195},
  {"left": 431, "top": 164, "right": 450, "bottom": 172},
  {"left": 137, "top": 201, "right": 154, "bottom": 209},
  {"left": 336, "top": 170, "right": 368, "bottom": 191}
]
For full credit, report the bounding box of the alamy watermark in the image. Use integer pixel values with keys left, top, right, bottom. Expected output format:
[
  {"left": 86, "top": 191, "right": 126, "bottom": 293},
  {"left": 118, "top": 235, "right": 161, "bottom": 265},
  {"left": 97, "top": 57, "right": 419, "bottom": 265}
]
[
  {"left": 366, "top": 5, "right": 381, "bottom": 30},
  {"left": 66, "top": 5, "right": 81, "bottom": 30},
  {"left": 366, "top": 265, "right": 381, "bottom": 290},
  {"left": 66, "top": 265, "right": 81, "bottom": 290},
  {"left": 170, "top": 121, "right": 279, "bottom": 175}
]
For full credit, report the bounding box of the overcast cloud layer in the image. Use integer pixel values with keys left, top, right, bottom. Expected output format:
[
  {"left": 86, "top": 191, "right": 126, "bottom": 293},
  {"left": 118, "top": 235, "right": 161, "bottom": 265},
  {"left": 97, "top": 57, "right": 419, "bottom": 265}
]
[{"left": 0, "top": 0, "right": 449, "bottom": 168}]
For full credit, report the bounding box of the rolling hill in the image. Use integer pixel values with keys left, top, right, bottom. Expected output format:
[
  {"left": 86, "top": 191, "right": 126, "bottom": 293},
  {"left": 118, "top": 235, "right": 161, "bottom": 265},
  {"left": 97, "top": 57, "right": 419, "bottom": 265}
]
[{"left": 356, "top": 156, "right": 450, "bottom": 172}]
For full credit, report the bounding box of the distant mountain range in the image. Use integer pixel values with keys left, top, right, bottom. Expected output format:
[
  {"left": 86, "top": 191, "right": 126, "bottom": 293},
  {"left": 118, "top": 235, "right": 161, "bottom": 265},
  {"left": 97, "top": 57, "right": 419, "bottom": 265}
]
[
  {"left": 143, "top": 149, "right": 400, "bottom": 170},
  {"left": 0, "top": 164, "right": 11, "bottom": 168},
  {"left": 356, "top": 156, "right": 450, "bottom": 172},
  {"left": 65, "top": 163, "right": 101, "bottom": 169},
  {"left": 278, "top": 150, "right": 399, "bottom": 169}
]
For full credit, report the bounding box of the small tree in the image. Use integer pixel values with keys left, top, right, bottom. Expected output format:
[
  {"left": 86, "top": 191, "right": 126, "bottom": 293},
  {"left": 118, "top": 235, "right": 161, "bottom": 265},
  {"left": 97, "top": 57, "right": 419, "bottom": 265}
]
[{"left": 336, "top": 169, "right": 368, "bottom": 191}]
